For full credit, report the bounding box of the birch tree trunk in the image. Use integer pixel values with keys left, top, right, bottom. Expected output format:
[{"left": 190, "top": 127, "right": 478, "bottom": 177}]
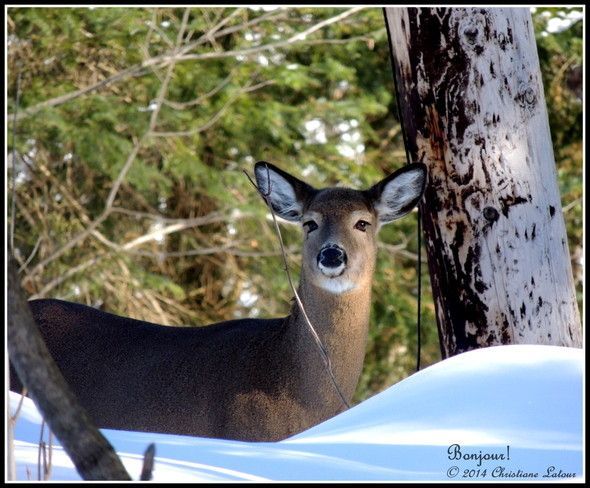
[{"left": 384, "top": 7, "right": 582, "bottom": 357}]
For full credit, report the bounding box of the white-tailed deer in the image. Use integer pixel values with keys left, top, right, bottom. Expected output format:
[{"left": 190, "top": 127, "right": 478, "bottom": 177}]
[{"left": 10, "top": 161, "right": 426, "bottom": 441}]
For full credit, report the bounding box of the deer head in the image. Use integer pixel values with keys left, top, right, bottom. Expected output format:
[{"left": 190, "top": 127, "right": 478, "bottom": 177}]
[{"left": 254, "top": 162, "right": 426, "bottom": 294}]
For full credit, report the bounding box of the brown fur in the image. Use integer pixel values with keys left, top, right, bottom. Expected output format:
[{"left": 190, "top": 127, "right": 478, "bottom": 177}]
[{"left": 10, "top": 162, "right": 426, "bottom": 441}]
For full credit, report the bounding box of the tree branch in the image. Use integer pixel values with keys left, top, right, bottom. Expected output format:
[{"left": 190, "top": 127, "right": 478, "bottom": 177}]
[
  {"left": 161, "top": 71, "right": 234, "bottom": 110},
  {"left": 23, "top": 11, "right": 192, "bottom": 286},
  {"left": 285, "top": 6, "right": 364, "bottom": 42},
  {"left": 8, "top": 256, "right": 131, "bottom": 480},
  {"left": 151, "top": 80, "right": 275, "bottom": 137},
  {"left": 8, "top": 8, "right": 365, "bottom": 121}
]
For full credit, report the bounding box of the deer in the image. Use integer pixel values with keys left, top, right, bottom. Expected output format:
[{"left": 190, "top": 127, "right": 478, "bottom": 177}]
[{"left": 10, "top": 161, "right": 426, "bottom": 442}]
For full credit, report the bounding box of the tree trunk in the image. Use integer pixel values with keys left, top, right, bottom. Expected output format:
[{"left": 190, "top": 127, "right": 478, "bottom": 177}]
[{"left": 384, "top": 7, "right": 582, "bottom": 357}]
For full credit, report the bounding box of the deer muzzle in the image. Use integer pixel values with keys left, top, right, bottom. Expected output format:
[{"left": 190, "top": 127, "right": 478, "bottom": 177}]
[{"left": 317, "top": 244, "right": 347, "bottom": 277}]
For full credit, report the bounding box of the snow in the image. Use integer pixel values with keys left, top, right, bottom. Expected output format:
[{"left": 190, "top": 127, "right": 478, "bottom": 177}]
[{"left": 9, "top": 345, "right": 583, "bottom": 481}]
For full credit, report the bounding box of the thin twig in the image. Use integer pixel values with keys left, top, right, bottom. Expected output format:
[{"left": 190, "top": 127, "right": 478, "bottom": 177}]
[
  {"left": 23, "top": 212, "right": 109, "bottom": 284},
  {"left": 23, "top": 10, "right": 192, "bottom": 286},
  {"left": 286, "top": 7, "right": 364, "bottom": 42},
  {"left": 243, "top": 167, "right": 350, "bottom": 410},
  {"left": 146, "top": 19, "right": 175, "bottom": 49},
  {"left": 140, "top": 443, "right": 156, "bottom": 481},
  {"left": 563, "top": 197, "right": 581, "bottom": 213},
  {"left": 18, "top": 235, "right": 43, "bottom": 274},
  {"left": 208, "top": 8, "right": 286, "bottom": 41},
  {"left": 162, "top": 71, "right": 234, "bottom": 110},
  {"left": 104, "top": 135, "right": 145, "bottom": 211},
  {"left": 10, "top": 70, "right": 21, "bottom": 253},
  {"left": 37, "top": 421, "right": 45, "bottom": 481},
  {"left": 176, "top": 33, "right": 372, "bottom": 63},
  {"left": 195, "top": 7, "right": 244, "bottom": 51},
  {"left": 31, "top": 253, "right": 106, "bottom": 300},
  {"left": 151, "top": 80, "right": 274, "bottom": 137},
  {"left": 10, "top": 387, "right": 28, "bottom": 423},
  {"left": 46, "top": 431, "right": 54, "bottom": 481},
  {"left": 8, "top": 8, "right": 365, "bottom": 121},
  {"left": 7, "top": 386, "right": 28, "bottom": 481},
  {"left": 378, "top": 242, "right": 425, "bottom": 263}
]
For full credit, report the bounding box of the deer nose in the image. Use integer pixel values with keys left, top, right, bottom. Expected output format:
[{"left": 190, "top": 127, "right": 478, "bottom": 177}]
[{"left": 318, "top": 244, "right": 347, "bottom": 269}]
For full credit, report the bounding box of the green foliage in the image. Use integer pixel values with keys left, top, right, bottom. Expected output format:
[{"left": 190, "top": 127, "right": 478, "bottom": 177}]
[{"left": 8, "top": 7, "right": 582, "bottom": 403}]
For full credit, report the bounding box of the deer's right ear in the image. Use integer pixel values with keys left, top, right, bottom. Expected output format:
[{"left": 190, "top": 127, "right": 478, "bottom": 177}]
[
  {"left": 254, "top": 161, "right": 315, "bottom": 222},
  {"left": 367, "top": 163, "right": 427, "bottom": 225}
]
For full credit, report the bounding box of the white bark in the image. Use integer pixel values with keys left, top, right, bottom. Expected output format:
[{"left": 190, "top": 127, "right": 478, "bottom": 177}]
[{"left": 384, "top": 7, "right": 581, "bottom": 356}]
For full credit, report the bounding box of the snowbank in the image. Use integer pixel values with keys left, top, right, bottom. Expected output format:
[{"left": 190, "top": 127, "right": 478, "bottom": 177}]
[{"left": 9, "top": 344, "right": 583, "bottom": 481}]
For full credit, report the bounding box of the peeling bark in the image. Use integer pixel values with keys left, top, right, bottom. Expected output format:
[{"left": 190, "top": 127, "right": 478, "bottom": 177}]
[{"left": 384, "top": 7, "right": 581, "bottom": 357}]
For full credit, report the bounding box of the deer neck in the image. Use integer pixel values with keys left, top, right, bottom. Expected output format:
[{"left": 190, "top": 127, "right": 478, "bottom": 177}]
[{"left": 286, "top": 273, "right": 373, "bottom": 400}]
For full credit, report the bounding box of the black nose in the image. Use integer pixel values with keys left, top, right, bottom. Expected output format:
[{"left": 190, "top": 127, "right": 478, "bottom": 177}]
[{"left": 318, "top": 244, "right": 347, "bottom": 268}]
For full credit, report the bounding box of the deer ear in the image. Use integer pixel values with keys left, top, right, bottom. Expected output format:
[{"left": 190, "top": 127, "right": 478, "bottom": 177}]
[
  {"left": 368, "top": 163, "right": 426, "bottom": 224},
  {"left": 254, "top": 161, "right": 315, "bottom": 222}
]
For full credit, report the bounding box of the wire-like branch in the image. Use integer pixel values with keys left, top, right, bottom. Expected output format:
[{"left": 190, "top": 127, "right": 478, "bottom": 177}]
[
  {"left": 243, "top": 167, "right": 350, "bottom": 410},
  {"left": 175, "top": 31, "right": 370, "bottom": 64},
  {"left": 91, "top": 216, "right": 227, "bottom": 252}
]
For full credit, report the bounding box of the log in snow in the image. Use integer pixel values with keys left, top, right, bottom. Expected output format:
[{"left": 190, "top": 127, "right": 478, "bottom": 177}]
[{"left": 384, "top": 8, "right": 581, "bottom": 356}]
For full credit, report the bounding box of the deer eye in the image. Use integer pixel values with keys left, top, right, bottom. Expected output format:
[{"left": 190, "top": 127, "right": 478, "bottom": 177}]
[
  {"left": 354, "top": 220, "right": 371, "bottom": 232},
  {"left": 303, "top": 220, "right": 318, "bottom": 233}
]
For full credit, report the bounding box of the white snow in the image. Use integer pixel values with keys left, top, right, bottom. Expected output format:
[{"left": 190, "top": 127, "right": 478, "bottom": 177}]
[{"left": 9, "top": 345, "right": 583, "bottom": 481}]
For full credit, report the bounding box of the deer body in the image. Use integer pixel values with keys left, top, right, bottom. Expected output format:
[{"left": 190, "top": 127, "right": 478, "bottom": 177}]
[{"left": 10, "top": 162, "right": 426, "bottom": 441}]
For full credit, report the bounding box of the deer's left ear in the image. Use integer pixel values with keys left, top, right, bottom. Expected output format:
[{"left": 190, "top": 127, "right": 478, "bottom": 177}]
[
  {"left": 254, "top": 161, "right": 316, "bottom": 222},
  {"left": 366, "top": 163, "right": 427, "bottom": 225}
]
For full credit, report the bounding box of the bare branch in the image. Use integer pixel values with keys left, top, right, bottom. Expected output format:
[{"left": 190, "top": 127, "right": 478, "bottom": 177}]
[
  {"left": 193, "top": 7, "right": 245, "bottom": 48},
  {"left": 7, "top": 383, "right": 27, "bottom": 481},
  {"left": 18, "top": 235, "right": 43, "bottom": 274},
  {"left": 378, "top": 242, "right": 425, "bottom": 263},
  {"left": 161, "top": 71, "right": 234, "bottom": 110},
  {"left": 211, "top": 8, "right": 287, "bottom": 39},
  {"left": 244, "top": 167, "right": 350, "bottom": 410},
  {"left": 31, "top": 253, "right": 106, "bottom": 300},
  {"left": 9, "top": 63, "right": 146, "bottom": 122},
  {"left": 37, "top": 421, "right": 47, "bottom": 481},
  {"left": 23, "top": 212, "right": 110, "bottom": 285},
  {"left": 241, "top": 79, "right": 276, "bottom": 93},
  {"left": 286, "top": 7, "right": 365, "bottom": 43},
  {"left": 24, "top": 11, "right": 192, "bottom": 285},
  {"left": 88, "top": 210, "right": 232, "bottom": 252},
  {"left": 151, "top": 79, "right": 275, "bottom": 137},
  {"left": 145, "top": 19, "right": 175, "bottom": 49},
  {"left": 8, "top": 8, "right": 365, "bottom": 121},
  {"left": 563, "top": 197, "right": 582, "bottom": 213},
  {"left": 175, "top": 33, "right": 372, "bottom": 64}
]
